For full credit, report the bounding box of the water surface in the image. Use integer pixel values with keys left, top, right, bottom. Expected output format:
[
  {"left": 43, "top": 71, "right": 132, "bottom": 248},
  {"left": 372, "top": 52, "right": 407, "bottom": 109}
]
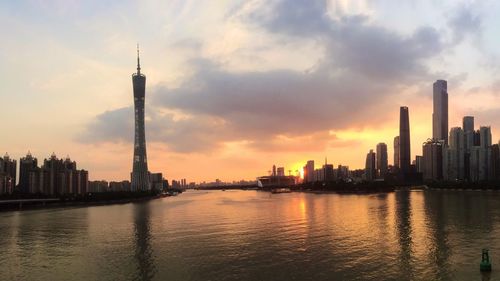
[{"left": 1, "top": 190, "right": 499, "bottom": 280}]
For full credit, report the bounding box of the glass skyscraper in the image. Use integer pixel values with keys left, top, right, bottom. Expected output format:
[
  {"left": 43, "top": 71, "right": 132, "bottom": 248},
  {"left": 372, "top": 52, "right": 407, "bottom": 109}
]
[
  {"left": 433, "top": 80, "right": 448, "bottom": 144},
  {"left": 399, "top": 106, "right": 411, "bottom": 175}
]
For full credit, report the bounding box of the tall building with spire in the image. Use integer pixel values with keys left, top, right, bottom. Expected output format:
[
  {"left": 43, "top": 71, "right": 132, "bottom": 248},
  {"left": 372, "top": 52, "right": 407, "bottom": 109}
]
[{"left": 131, "top": 45, "right": 150, "bottom": 191}]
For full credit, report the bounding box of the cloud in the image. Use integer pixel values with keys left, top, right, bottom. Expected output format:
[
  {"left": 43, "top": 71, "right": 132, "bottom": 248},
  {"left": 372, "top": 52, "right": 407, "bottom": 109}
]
[
  {"left": 79, "top": 0, "right": 451, "bottom": 154},
  {"left": 238, "top": 1, "right": 444, "bottom": 82},
  {"left": 78, "top": 107, "right": 133, "bottom": 143},
  {"left": 448, "top": 3, "right": 482, "bottom": 44},
  {"left": 243, "top": 0, "right": 332, "bottom": 36}
]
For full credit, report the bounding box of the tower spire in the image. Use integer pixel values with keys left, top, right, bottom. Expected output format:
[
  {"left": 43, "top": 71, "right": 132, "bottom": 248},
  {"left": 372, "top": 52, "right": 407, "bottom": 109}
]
[{"left": 137, "top": 43, "right": 141, "bottom": 75}]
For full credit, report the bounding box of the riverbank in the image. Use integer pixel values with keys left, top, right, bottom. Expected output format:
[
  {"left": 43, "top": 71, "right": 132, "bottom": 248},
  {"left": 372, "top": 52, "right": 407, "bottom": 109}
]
[
  {"left": 426, "top": 181, "right": 500, "bottom": 190},
  {"left": 0, "top": 190, "right": 180, "bottom": 212},
  {"left": 260, "top": 181, "right": 396, "bottom": 194}
]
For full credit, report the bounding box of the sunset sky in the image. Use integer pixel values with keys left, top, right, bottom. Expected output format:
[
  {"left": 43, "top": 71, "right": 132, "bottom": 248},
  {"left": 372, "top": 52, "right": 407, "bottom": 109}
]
[{"left": 3, "top": 0, "right": 500, "bottom": 182}]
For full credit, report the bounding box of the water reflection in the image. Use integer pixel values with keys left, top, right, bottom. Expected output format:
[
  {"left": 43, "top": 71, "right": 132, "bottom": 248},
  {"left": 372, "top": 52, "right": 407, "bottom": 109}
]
[
  {"left": 395, "top": 190, "right": 414, "bottom": 279},
  {"left": 133, "top": 203, "right": 156, "bottom": 281},
  {"left": 423, "top": 191, "right": 452, "bottom": 279}
]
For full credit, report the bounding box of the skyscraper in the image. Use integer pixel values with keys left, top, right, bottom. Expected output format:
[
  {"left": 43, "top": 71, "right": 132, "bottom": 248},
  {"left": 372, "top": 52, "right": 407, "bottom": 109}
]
[
  {"left": 19, "top": 152, "right": 38, "bottom": 193},
  {"left": 433, "top": 80, "right": 448, "bottom": 144},
  {"left": 463, "top": 116, "right": 474, "bottom": 133},
  {"left": 394, "top": 136, "right": 400, "bottom": 168},
  {"left": 422, "top": 139, "right": 444, "bottom": 181},
  {"left": 469, "top": 126, "right": 492, "bottom": 181},
  {"left": 463, "top": 116, "right": 474, "bottom": 180},
  {"left": 0, "top": 154, "right": 16, "bottom": 194},
  {"left": 399, "top": 107, "right": 411, "bottom": 175},
  {"left": 492, "top": 143, "right": 500, "bottom": 180},
  {"left": 479, "top": 126, "right": 492, "bottom": 180},
  {"left": 443, "top": 127, "right": 465, "bottom": 180},
  {"left": 376, "top": 143, "right": 388, "bottom": 178},
  {"left": 131, "top": 46, "right": 150, "bottom": 191},
  {"left": 304, "top": 160, "right": 314, "bottom": 183},
  {"left": 365, "top": 149, "right": 376, "bottom": 181}
]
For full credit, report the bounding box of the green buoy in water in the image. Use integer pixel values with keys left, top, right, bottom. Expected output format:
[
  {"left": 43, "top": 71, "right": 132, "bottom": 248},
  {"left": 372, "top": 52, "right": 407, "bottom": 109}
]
[{"left": 481, "top": 249, "right": 492, "bottom": 272}]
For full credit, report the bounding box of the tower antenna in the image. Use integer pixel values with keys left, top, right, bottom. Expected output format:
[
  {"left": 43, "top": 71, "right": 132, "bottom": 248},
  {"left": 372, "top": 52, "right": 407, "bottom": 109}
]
[{"left": 137, "top": 43, "right": 141, "bottom": 74}]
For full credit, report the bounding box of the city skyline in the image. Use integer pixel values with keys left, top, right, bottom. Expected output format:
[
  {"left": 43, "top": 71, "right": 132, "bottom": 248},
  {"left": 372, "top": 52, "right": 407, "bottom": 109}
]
[{"left": 3, "top": 1, "right": 500, "bottom": 182}]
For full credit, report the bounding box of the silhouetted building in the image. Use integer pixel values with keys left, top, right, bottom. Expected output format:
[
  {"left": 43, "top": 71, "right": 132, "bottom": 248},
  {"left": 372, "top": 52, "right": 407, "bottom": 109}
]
[
  {"left": 323, "top": 164, "right": 335, "bottom": 182},
  {"left": 0, "top": 153, "right": 17, "bottom": 194},
  {"left": 415, "top": 156, "right": 423, "bottom": 173},
  {"left": 150, "top": 173, "right": 164, "bottom": 190},
  {"left": 89, "top": 180, "right": 109, "bottom": 193},
  {"left": 469, "top": 126, "right": 492, "bottom": 181},
  {"left": 336, "top": 165, "right": 349, "bottom": 180},
  {"left": 400, "top": 107, "right": 411, "bottom": 175},
  {"left": 376, "top": 143, "right": 388, "bottom": 178},
  {"left": 304, "top": 160, "right": 314, "bottom": 183},
  {"left": 35, "top": 153, "right": 88, "bottom": 195},
  {"left": 473, "top": 130, "right": 481, "bottom": 146},
  {"left": 365, "top": 149, "right": 376, "bottom": 181},
  {"left": 109, "top": 180, "right": 131, "bottom": 192},
  {"left": 463, "top": 116, "right": 475, "bottom": 181},
  {"left": 423, "top": 139, "right": 444, "bottom": 181},
  {"left": 492, "top": 144, "right": 500, "bottom": 180},
  {"left": 433, "top": 80, "right": 448, "bottom": 144},
  {"left": 394, "top": 136, "right": 400, "bottom": 168},
  {"left": 18, "top": 152, "right": 38, "bottom": 193},
  {"left": 463, "top": 116, "right": 474, "bottom": 134},
  {"left": 277, "top": 167, "right": 285, "bottom": 177},
  {"left": 443, "top": 127, "right": 465, "bottom": 180},
  {"left": 131, "top": 46, "right": 150, "bottom": 191},
  {"left": 313, "top": 168, "right": 324, "bottom": 182}
]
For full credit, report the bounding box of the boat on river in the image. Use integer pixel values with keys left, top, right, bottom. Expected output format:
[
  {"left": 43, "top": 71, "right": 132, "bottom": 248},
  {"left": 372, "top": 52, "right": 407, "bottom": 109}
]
[{"left": 271, "top": 188, "right": 291, "bottom": 194}]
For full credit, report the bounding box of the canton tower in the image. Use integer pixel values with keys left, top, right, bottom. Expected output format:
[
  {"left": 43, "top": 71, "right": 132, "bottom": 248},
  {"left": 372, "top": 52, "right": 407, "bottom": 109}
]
[{"left": 131, "top": 45, "right": 150, "bottom": 191}]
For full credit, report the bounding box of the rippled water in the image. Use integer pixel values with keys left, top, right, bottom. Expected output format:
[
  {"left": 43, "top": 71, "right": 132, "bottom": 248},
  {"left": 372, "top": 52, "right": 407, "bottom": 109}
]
[{"left": 1, "top": 189, "right": 500, "bottom": 280}]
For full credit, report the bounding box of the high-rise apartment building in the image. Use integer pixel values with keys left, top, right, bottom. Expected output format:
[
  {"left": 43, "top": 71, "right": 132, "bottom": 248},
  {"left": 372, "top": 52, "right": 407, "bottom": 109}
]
[
  {"left": 365, "top": 149, "right": 376, "bottom": 181},
  {"left": 423, "top": 139, "right": 444, "bottom": 181},
  {"left": 304, "top": 160, "right": 314, "bottom": 183},
  {"left": 463, "top": 116, "right": 475, "bottom": 181},
  {"left": 18, "top": 152, "right": 37, "bottom": 193},
  {"left": 443, "top": 127, "right": 465, "bottom": 180},
  {"left": 394, "top": 136, "right": 400, "bottom": 168},
  {"left": 376, "top": 143, "right": 388, "bottom": 178},
  {"left": 0, "top": 153, "right": 17, "bottom": 194}
]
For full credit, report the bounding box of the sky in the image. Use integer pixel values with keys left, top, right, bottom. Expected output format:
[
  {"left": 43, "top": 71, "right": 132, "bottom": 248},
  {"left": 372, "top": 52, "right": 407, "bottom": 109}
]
[{"left": 3, "top": 0, "right": 500, "bottom": 183}]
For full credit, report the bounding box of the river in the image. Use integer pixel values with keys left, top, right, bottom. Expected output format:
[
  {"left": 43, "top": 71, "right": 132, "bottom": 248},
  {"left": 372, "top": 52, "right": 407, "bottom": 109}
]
[{"left": 1, "top": 189, "right": 499, "bottom": 280}]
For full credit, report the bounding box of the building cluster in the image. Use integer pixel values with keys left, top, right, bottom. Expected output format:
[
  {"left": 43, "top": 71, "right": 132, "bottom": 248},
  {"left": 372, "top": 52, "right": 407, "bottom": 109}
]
[
  {"left": 198, "top": 179, "right": 256, "bottom": 188},
  {"left": 302, "top": 160, "right": 351, "bottom": 183},
  {"left": 363, "top": 79, "right": 500, "bottom": 183},
  {"left": 1, "top": 51, "right": 175, "bottom": 197},
  {"left": 420, "top": 80, "right": 500, "bottom": 182},
  {"left": 423, "top": 118, "right": 498, "bottom": 181},
  {"left": 257, "top": 165, "right": 298, "bottom": 187},
  {"left": 0, "top": 152, "right": 88, "bottom": 195},
  {"left": 171, "top": 178, "right": 189, "bottom": 189},
  {"left": 88, "top": 173, "right": 168, "bottom": 193}
]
